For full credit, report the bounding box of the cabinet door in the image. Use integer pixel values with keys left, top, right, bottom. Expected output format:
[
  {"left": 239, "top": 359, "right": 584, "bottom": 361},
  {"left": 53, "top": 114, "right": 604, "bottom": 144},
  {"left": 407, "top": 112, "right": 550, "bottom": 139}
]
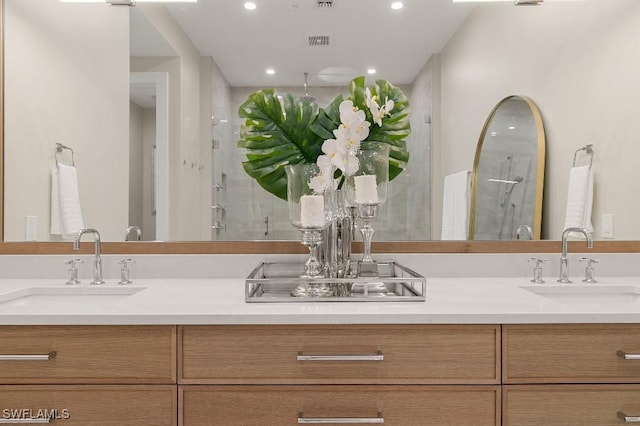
[
  {"left": 179, "top": 324, "right": 500, "bottom": 384},
  {"left": 0, "top": 325, "right": 176, "bottom": 384},
  {"left": 0, "top": 385, "right": 176, "bottom": 426},
  {"left": 180, "top": 385, "right": 501, "bottom": 426},
  {"left": 503, "top": 324, "right": 640, "bottom": 383},
  {"left": 504, "top": 384, "right": 640, "bottom": 425}
]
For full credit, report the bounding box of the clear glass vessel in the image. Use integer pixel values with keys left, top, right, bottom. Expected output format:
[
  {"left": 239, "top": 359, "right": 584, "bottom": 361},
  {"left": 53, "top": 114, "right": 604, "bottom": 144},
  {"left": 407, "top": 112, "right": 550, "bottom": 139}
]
[
  {"left": 344, "top": 142, "right": 390, "bottom": 278},
  {"left": 285, "top": 163, "right": 333, "bottom": 297}
]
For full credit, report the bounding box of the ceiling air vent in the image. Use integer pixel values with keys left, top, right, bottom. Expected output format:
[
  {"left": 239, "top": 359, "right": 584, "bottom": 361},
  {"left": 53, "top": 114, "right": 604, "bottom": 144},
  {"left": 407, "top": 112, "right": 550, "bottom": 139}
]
[
  {"left": 316, "top": 0, "right": 334, "bottom": 8},
  {"left": 308, "top": 35, "right": 330, "bottom": 46}
]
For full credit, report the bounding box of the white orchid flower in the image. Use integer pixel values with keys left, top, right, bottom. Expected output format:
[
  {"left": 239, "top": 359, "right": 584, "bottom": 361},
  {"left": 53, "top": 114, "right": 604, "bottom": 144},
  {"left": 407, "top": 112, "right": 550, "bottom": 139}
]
[
  {"left": 343, "top": 152, "right": 360, "bottom": 176},
  {"left": 338, "top": 100, "right": 366, "bottom": 126},
  {"left": 333, "top": 125, "right": 363, "bottom": 154},
  {"left": 365, "top": 88, "right": 395, "bottom": 127},
  {"left": 309, "top": 169, "right": 332, "bottom": 193},
  {"left": 321, "top": 139, "right": 349, "bottom": 172}
]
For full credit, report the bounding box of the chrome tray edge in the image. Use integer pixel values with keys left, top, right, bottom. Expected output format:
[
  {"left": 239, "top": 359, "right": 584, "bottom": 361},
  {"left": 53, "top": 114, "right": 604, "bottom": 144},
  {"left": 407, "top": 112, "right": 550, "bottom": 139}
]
[{"left": 245, "top": 261, "right": 426, "bottom": 303}]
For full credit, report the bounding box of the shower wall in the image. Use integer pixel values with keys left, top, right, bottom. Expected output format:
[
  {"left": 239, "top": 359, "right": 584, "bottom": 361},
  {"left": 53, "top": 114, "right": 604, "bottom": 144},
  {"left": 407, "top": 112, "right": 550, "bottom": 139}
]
[{"left": 211, "top": 80, "right": 432, "bottom": 241}]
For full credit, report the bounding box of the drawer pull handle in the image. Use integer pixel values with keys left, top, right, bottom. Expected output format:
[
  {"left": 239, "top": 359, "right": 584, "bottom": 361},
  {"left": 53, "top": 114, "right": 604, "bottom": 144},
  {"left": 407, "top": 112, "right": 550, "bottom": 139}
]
[
  {"left": 617, "top": 350, "right": 640, "bottom": 360},
  {"left": 618, "top": 411, "right": 640, "bottom": 422},
  {"left": 297, "top": 351, "right": 383, "bottom": 362},
  {"left": 0, "top": 351, "right": 56, "bottom": 361},
  {"left": 298, "top": 412, "right": 384, "bottom": 424},
  {"left": 0, "top": 420, "right": 51, "bottom": 424}
]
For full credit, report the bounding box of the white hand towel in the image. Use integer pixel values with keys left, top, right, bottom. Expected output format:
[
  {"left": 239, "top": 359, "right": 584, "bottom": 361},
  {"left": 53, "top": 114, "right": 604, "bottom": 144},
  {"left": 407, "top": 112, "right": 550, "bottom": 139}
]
[
  {"left": 441, "top": 170, "right": 471, "bottom": 240},
  {"left": 563, "top": 165, "right": 593, "bottom": 234},
  {"left": 51, "top": 164, "right": 84, "bottom": 238}
]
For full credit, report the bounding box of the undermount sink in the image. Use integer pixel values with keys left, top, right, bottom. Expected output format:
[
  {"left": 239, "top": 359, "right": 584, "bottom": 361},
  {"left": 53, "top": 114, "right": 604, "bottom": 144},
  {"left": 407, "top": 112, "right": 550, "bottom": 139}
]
[
  {"left": 520, "top": 284, "right": 640, "bottom": 305},
  {"left": 0, "top": 286, "right": 146, "bottom": 307}
]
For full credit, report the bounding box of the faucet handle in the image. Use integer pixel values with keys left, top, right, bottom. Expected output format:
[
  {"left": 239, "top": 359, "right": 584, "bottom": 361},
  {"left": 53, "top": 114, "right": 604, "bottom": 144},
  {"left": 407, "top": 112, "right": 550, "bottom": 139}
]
[
  {"left": 528, "top": 257, "right": 548, "bottom": 283},
  {"left": 64, "top": 258, "right": 83, "bottom": 285},
  {"left": 579, "top": 257, "right": 599, "bottom": 283},
  {"left": 118, "top": 258, "right": 136, "bottom": 285}
]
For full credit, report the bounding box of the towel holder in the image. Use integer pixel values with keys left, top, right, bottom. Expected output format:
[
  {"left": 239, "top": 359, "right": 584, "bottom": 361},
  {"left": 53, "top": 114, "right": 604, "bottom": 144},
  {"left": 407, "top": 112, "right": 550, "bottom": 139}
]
[
  {"left": 572, "top": 144, "right": 594, "bottom": 168},
  {"left": 55, "top": 142, "right": 75, "bottom": 167}
]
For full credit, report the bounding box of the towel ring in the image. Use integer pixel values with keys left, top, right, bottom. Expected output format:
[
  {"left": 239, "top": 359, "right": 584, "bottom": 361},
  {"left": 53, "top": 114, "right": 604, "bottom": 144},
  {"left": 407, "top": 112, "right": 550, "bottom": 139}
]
[
  {"left": 54, "top": 142, "right": 75, "bottom": 167},
  {"left": 572, "top": 144, "right": 594, "bottom": 168}
]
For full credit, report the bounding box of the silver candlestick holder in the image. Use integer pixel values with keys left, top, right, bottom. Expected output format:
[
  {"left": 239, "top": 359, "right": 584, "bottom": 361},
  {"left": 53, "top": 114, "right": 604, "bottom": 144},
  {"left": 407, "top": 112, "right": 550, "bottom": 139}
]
[
  {"left": 285, "top": 163, "right": 334, "bottom": 298},
  {"left": 344, "top": 142, "right": 390, "bottom": 282}
]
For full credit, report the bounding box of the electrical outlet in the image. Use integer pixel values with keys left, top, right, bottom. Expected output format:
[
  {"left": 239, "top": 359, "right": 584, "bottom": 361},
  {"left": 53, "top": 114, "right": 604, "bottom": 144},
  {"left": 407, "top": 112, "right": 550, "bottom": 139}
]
[
  {"left": 25, "top": 216, "right": 38, "bottom": 241},
  {"left": 602, "top": 213, "right": 614, "bottom": 239}
]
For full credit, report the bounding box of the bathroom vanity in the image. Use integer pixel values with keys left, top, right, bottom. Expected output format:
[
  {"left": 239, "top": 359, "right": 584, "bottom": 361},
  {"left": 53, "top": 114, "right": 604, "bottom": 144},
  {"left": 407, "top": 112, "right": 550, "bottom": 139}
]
[{"left": 1, "top": 254, "right": 640, "bottom": 425}]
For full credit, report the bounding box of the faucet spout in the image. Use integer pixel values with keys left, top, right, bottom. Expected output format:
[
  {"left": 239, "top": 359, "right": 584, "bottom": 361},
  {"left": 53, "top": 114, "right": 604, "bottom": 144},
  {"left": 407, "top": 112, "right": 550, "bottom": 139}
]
[
  {"left": 73, "top": 228, "right": 105, "bottom": 285},
  {"left": 558, "top": 227, "right": 593, "bottom": 283},
  {"left": 125, "top": 226, "right": 142, "bottom": 241}
]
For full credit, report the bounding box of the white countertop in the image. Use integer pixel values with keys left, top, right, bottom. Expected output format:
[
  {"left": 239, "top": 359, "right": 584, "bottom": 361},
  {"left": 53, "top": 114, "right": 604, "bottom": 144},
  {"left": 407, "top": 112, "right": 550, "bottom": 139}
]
[{"left": 0, "top": 276, "right": 639, "bottom": 325}]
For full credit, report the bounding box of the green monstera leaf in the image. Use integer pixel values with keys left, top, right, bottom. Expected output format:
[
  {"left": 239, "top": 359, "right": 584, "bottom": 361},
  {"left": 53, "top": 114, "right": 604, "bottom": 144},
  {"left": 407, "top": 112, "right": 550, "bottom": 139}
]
[
  {"left": 238, "top": 78, "right": 412, "bottom": 200},
  {"left": 312, "top": 77, "right": 411, "bottom": 181},
  {"left": 238, "top": 89, "right": 323, "bottom": 200}
]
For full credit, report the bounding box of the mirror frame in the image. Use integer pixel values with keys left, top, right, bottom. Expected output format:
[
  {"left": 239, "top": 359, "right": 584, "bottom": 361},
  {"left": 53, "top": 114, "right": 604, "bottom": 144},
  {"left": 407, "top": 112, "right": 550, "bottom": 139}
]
[
  {"left": 468, "top": 95, "right": 545, "bottom": 240},
  {"left": 0, "top": 4, "right": 638, "bottom": 256}
]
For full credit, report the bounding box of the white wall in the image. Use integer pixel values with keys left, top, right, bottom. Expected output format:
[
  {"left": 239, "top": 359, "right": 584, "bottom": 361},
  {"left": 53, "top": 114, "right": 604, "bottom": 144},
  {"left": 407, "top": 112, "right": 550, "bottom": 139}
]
[
  {"left": 4, "top": 0, "right": 129, "bottom": 241},
  {"left": 132, "top": 5, "right": 211, "bottom": 241},
  {"left": 439, "top": 0, "right": 640, "bottom": 240}
]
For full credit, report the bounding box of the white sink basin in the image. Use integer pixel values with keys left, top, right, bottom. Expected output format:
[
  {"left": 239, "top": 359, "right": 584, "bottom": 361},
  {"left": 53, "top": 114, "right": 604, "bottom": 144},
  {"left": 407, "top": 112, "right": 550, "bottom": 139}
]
[
  {"left": 0, "top": 286, "right": 146, "bottom": 307},
  {"left": 520, "top": 284, "right": 640, "bottom": 305}
]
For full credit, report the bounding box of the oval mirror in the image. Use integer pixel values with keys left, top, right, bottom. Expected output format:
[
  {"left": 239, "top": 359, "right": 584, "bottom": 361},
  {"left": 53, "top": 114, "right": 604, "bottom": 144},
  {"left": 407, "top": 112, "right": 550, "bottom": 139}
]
[{"left": 469, "top": 96, "right": 545, "bottom": 240}]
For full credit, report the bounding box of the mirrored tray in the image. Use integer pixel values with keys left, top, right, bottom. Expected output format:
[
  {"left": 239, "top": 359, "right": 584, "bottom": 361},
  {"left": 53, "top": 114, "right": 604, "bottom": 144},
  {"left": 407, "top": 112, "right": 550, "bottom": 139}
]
[{"left": 245, "top": 261, "right": 426, "bottom": 302}]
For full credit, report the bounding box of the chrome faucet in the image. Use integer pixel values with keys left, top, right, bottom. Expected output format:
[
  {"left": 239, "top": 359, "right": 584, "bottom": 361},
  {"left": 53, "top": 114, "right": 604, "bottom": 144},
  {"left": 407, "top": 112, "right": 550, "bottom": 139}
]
[
  {"left": 125, "top": 225, "right": 142, "bottom": 241},
  {"left": 73, "top": 228, "right": 105, "bottom": 285},
  {"left": 558, "top": 227, "right": 593, "bottom": 283},
  {"left": 516, "top": 225, "right": 533, "bottom": 240}
]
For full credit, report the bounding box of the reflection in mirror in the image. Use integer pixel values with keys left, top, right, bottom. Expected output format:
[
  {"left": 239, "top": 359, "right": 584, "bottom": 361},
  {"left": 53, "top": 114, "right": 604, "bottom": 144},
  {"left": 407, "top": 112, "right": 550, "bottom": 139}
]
[
  {"left": 468, "top": 96, "right": 545, "bottom": 240},
  {"left": 5, "top": 0, "right": 640, "bottom": 249},
  {"left": 4, "top": 0, "right": 451, "bottom": 242}
]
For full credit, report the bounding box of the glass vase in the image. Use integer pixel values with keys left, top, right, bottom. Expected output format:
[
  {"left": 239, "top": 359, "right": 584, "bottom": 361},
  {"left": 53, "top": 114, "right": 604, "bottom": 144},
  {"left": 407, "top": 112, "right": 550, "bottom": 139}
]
[
  {"left": 285, "top": 163, "right": 333, "bottom": 297},
  {"left": 344, "top": 142, "right": 390, "bottom": 278}
]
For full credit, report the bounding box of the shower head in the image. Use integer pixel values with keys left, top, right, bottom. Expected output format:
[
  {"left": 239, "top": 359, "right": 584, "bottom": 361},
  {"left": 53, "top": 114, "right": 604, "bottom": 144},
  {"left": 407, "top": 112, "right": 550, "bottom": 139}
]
[{"left": 299, "top": 72, "right": 316, "bottom": 103}]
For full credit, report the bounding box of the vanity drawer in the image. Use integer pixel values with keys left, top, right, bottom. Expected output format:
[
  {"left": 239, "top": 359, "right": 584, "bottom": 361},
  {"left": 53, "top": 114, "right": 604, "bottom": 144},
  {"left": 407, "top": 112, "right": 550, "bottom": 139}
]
[
  {"left": 180, "top": 385, "right": 501, "bottom": 426},
  {"left": 503, "top": 384, "right": 640, "bottom": 425},
  {"left": 503, "top": 324, "right": 640, "bottom": 383},
  {"left": 178, "top": 324, "right": 500, "bottom": 384},
  {"left": 0, "top": 325, "right": 176, "bottom": 384},
  {"left": 0, "top": 385, "right": 176, "bottom": 425}
]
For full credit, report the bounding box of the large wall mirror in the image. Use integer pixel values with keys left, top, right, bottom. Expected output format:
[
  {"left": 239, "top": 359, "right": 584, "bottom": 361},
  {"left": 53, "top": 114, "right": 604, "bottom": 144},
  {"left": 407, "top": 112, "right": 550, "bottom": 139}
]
[{"left": 2, "top": 0, "right": 640, "bottom": 254}]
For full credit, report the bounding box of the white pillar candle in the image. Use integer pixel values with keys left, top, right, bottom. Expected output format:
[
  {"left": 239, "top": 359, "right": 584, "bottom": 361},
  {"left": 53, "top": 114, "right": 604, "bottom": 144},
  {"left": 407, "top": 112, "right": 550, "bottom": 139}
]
[
  {"left": 300, "top": 195, "right": 325, "bottom": 227},
  {"left": 354, "top": 174, "right": 378, "bottom": 204}
]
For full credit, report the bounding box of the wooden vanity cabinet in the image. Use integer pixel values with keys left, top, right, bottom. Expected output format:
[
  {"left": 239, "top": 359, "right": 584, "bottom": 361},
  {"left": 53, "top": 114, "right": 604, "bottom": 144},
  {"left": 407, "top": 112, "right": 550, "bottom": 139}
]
[
  {"left": 180, "top": 385, "right": 501, "bottom": 426},
  {"left": 178, "top": 324, "right": 502, "bottom": 425},
  {"left": 0, "top": 325, "right": 176, "bottom": 384},
  {"left": 0, "top": 385, "right": 177, "bottom": 426},
  {"left": 0, "top": 326, "right": 177, "bottom": 425},
  {"left": 503, "top": 324, "right": 640, "bottom": 425}
]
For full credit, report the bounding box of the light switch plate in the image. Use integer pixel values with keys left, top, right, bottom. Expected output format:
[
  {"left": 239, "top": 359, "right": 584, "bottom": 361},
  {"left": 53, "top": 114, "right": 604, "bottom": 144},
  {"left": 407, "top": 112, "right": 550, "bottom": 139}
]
[{"left": 602, "top": 213, "right": 614, "bottom": 239}]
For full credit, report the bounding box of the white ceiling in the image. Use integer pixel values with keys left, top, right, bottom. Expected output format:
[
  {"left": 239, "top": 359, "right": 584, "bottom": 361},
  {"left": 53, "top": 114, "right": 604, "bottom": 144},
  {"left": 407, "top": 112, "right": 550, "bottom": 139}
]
[{"left": 130, "top": 0, "right": 475, "bottom": 88}]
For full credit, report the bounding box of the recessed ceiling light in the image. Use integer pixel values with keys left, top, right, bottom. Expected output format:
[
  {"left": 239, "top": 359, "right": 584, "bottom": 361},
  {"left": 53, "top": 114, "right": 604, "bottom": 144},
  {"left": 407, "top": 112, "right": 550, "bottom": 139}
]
[
  {"left": 367, "top": 68, "right": 377, "bottom": 75},
  {"left": 391, "top": 2, "right": 403, "bottom": 10},
  {"left": 266, "top": 68, "right": 275, "bottom": 75},
  {"left": 244, "top": 2, "right": 257, "bottom": 10}
]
